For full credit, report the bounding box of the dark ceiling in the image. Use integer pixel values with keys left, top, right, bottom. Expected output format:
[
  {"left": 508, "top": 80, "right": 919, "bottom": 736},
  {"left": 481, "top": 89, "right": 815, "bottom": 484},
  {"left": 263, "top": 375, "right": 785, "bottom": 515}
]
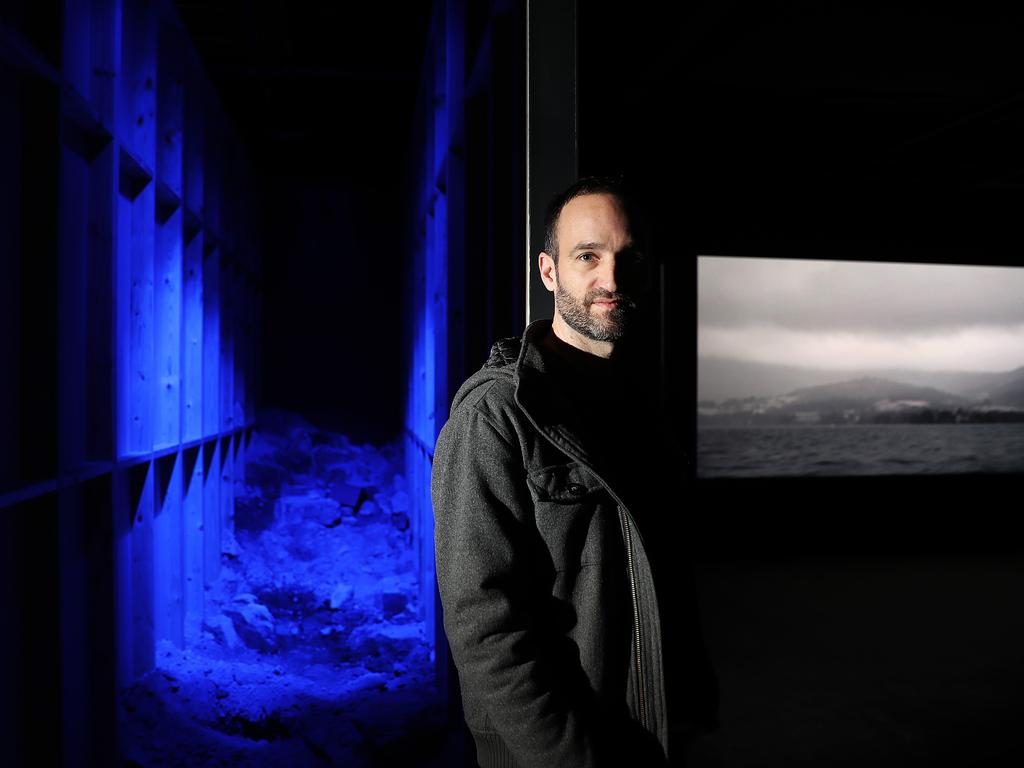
[
  {"left": 687, "top": 3, "right": 1024, "bottom": 184},
  {"left": 583, "top": 1, "right": 1024, "bottom": 260},
  {"left": 173, "top": 1, "right": 435, "bottom": 178},
  {"left": 174, "top": 1, "right": 1024, "bottom": 258}
]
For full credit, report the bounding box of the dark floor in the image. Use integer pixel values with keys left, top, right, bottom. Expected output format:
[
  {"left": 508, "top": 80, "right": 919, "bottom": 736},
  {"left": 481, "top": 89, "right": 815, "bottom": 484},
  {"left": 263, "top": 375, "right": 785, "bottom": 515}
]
[
  {"left": 429, "top": 553, "right": 1024, "bottom": 768},
  {"left": 155, "top": 551, "right": 1017, "bottom": 767},
  {"left": 685, "top": 554, "right": 1024, "bottom": 768}
]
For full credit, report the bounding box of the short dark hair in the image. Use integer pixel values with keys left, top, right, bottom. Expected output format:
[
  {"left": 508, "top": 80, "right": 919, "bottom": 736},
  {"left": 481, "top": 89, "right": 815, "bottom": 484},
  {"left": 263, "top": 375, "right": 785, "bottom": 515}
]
[{"left": 542, "top": 175, "right": 646, "bottom": 264}]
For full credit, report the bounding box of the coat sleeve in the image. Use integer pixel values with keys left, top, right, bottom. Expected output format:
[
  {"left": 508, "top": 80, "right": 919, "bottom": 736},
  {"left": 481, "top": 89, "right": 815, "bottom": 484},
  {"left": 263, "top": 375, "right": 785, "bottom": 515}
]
[{"left": 432, "top": 400, "right": 607, "bottom": 767}]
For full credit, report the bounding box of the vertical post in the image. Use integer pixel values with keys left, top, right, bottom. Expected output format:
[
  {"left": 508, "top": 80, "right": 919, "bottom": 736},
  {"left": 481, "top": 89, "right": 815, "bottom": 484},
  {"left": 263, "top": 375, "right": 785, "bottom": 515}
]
[
  {"left": 182, "top": 444, "right": 204, "bottom": 639},
  {"left": 219, "top": 433, "right": 233, "bottom": 570},
  {"left": 435, "top": 0, "right": 466, "bottom": 699},
  {"left": 120, "top": 0, "right": 158, "bottom": 457},
  {"left": 113, "top": 467, "right": 133, "bottom": 689},
  {"left": 58, "top": 487, "right": 88, "bottom": 766},
  {"left": 426, "top": 12, "right": 446, "bottom": 659},
  {"left": 155, "top": 18, "right": 185, "bottom": 453},
  {"left": 526, "top": 0, "right": 577, "bottom": 325},
  {"left": 153, "top": 453, "right": 185, "bottom": 647},
  {"left": 130, "top": 461, "right": 155, "bottom": 676},
  {"left": 182, "top": 50, "right": 205, "bottom": 444},
  {"left": 58, "top": 119, "right": 90, "bottom": 476},
  {"left": 202, "top": 243, "right": 221, "bottom": 589}
]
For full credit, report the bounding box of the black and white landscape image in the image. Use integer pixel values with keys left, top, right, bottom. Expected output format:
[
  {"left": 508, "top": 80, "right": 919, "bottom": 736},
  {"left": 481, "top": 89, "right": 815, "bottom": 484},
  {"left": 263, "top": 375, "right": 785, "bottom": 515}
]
[{"left": 697, "top": 256, "right": 1024, "bottom": 478}]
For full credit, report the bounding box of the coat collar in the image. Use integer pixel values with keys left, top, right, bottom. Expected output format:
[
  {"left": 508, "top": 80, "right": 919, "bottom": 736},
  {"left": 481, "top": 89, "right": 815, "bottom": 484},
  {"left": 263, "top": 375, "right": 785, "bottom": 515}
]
[
  {"left": 508, "top": 316, "right": 674, "bottom": 472},
  {"left": 511, "top": 318, "right": 604, "bottom": 467}
]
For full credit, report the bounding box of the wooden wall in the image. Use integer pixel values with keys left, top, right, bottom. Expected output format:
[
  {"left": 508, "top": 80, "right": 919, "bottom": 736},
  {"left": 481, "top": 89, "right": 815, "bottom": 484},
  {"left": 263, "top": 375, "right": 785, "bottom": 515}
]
[
  {"left": 405, "top": 0, "right": 463, "bottom": 701},
  {"left": 404, "top": 0, "right": 526, "bottom": 717},
  {"left": 0, "top": 1, "right": 260, "bottom": 765}
]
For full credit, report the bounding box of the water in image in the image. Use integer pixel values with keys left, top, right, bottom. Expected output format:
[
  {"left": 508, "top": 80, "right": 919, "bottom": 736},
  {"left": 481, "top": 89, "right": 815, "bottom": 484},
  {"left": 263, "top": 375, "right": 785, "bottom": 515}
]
[{"left": 697, "top": 423, "right": 1024, "bottom": 478}]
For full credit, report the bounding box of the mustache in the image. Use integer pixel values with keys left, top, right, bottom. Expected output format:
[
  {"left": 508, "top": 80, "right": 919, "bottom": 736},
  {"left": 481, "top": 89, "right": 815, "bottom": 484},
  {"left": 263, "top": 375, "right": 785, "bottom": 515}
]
[{"left": 588, "top": 293, "right": 636, "bottom": 309}]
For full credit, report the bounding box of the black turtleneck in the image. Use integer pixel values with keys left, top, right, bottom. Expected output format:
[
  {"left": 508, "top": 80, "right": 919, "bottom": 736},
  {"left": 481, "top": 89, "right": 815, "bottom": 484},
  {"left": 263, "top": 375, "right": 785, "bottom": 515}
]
[{"left": 536, "top": 325, "right": 655, "bottom": 521}]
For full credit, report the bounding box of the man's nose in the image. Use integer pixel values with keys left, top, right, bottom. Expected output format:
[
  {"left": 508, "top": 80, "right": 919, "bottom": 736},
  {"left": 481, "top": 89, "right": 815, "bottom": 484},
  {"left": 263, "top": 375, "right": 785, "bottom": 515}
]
[{"left": 596, "top": 258, "right": 619, "bottom": 293}]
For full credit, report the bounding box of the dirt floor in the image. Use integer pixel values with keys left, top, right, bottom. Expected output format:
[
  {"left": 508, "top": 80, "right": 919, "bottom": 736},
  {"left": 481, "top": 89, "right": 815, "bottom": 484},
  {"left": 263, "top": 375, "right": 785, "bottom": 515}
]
[{"left": 119, "top": 412, "right": 457, "bottom": 767}]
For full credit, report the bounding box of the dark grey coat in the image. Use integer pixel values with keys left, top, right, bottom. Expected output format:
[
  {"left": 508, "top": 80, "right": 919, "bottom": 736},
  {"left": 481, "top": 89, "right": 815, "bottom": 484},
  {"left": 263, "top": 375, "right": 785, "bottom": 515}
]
[{"left": 432, "top": 318, "right": 714, "bottom": 768}]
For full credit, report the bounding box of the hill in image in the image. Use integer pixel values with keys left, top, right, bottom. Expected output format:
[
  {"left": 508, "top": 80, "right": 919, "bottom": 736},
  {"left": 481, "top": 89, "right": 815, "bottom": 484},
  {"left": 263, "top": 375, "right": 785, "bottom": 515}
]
[
  {"left": 698, "top": 374, "right": 1024, "bottom": 426},
  {"left": 698, "top": 356, "right": 1024, "bottom": 408}
]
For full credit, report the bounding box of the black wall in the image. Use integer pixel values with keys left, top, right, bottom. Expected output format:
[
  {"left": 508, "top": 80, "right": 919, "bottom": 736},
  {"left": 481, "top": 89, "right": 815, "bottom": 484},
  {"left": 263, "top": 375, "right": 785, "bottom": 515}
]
[
  {"left": 261, "top": 175, "right": 406, "bottom": 444},
  {"left": 576, "top": 4, "right": 1024, "bottom": 766},
  {"left": 175, "top": 2, "right": 434, "bottom": 446},
  {"left": 577, "top": 1, "right": 1024, "bottom": 515}
]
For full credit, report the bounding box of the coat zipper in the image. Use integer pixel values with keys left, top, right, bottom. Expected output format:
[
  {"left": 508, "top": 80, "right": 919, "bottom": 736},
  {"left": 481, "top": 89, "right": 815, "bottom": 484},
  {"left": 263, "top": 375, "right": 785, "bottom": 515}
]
[
  {"left": 620, "top": 508, "right": 648, "bottom": 732},
  {"left": 512, "top": 386, "right": 655, "bottom": 734}
]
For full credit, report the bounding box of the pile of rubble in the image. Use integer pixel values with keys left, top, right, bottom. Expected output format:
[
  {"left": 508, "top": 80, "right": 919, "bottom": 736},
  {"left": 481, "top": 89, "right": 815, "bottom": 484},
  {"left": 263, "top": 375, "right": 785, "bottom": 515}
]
[{"left": 120, "top": 411, "right": 449, "bottom": 767}]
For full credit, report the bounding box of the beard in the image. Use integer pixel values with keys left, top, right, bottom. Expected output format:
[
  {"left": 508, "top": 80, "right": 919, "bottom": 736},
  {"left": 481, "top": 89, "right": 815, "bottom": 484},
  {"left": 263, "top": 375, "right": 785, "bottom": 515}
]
[{"left": 554, "top": 272, "right": 637, "bottom": 342}]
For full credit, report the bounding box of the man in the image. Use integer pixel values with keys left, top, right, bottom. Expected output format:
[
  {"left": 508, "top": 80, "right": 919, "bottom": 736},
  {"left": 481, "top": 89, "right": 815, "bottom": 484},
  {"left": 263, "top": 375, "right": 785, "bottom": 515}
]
[{"left": 432, "top": 177, "right": 716, "bottom": 767}]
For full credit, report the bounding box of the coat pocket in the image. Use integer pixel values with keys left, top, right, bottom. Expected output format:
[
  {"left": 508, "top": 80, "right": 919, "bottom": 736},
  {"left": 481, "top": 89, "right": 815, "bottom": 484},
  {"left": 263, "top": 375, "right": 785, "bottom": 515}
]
[{"left": 527, "top": 462, "right": 613, "bottom": 573}]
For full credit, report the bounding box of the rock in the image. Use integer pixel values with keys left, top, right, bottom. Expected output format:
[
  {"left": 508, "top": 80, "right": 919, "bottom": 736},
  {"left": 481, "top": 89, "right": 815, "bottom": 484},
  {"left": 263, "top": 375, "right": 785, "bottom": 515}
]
[
  {"left": 276, "top": 494, "right": 341, "bottom": 527},
  {"left": 324, "top": 466, "right": 351, "bottom": 486},
  {"left": 258, "top": 408, "right": 316, "bottom": 437},
  {"left": 218, "top": 567, "right": 242, "bottom": 588},
  {"left": 313, "top": 445, "right": 349, "bottom": 474},
  {"left": 329, "top": 583, "right": 354, "bottom": 610},
  {"left": 273, "top": 444, "right": 311, "bottom": 474},
  {"left": 244, "top": 461, "right": 290, "bottom": 493},
  {"left": 274, "top": 622, "right": 298, "bottom": 637},
  {"left": 381, "top": 592, "right": 407, "bottom": 618},
  {"left": 224, "top": 601, "right": 276, "bottom": 652},
  {"left": 347, "top": 623, "right": 422, "bottom": 660},
  {"left": 357, "top": 500, "right": 378, "bottom": 517},
  {"left": 310, "top": 430, "right": 335, "bottom": 447},
  {"left": 346, "top": 474, "right": 375, "bottom": 489},
  {"left": 391, "top": 512, "right": 410, "bottom": 532},
  {"left": 390, "top": 489, "right": 410, "bottom": 513},
  {"left": 234, "top": 494, "right": 274, "bottom": 534},
  {"left": 329, "top": 481, "right": 363, "bottom": 509},
  {"left": 220, "top": 527, "right": 241, "bottom": 559},
  {"left": 204, "top": 614, "right": 240, "bottom": 650}
]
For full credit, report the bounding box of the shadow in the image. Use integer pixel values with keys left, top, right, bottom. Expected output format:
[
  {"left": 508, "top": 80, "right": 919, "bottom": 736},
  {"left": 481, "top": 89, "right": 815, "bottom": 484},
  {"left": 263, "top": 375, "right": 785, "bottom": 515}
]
[
  {"left": 201, "top": 438, "right": 217, "bottom": 482},
  {"left": 182, "top": 445, "right": 201, "bottom": 496},
  {"left": 128, "top": 462, "right": 150, "bottom": 530},
  {"left": 155, "top": 453, "right": 177, "bottom": 511}
]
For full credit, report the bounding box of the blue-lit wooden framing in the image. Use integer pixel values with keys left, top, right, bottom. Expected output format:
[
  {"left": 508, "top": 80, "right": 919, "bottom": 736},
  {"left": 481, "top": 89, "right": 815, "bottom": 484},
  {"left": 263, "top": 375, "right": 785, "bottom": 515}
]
[
  {"left": 405, "top": 0, "right": 528, "bottom": 708},
  {"left": 405, "top": 0, "right": 465, "bottom": 698},
  {"left": 0, "top": 1, "right": 259, "bottom": 764}
]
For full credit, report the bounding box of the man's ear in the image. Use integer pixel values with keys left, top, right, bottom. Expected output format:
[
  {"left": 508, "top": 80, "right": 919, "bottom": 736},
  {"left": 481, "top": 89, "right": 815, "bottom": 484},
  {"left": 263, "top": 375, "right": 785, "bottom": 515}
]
[{"left": 538, "top": 252, "right": 558, "bottom": 292}]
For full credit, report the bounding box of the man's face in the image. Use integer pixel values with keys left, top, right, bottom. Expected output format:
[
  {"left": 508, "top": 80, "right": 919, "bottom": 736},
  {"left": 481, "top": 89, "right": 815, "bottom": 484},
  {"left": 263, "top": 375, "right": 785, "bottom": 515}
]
[{"left": 549, "top": 193, "right": 646, "bottom": 343}]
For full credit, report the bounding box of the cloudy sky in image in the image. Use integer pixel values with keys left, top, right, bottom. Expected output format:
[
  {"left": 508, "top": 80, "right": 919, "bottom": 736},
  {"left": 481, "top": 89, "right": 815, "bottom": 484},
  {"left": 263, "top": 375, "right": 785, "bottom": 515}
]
[{"left": 698, "top": 256, "right": 1024, "bottom": 372}]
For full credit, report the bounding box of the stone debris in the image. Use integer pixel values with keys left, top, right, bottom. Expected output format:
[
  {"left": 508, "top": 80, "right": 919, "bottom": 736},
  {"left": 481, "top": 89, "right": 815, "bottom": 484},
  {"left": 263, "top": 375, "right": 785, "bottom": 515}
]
[
  {"left": 347, "top": 622, "right": 424, "bottom": 661},
  {"left": 391, "top": 489, "right": 410, "bottom": 513},
  {"left": 329, "top": 582, "right": 354, "bottom": 610},
  {"left": 119, "top": 409, "right": 436, "bottom": 768},
  {"left": 223, "top": 600, "right": 276, "bottom": 652},
  {"left": 203, "top": 614, "right": 240, "bottom": 650},
  {"left": 329, "top": 480, "right": 364, "bottom": 509}
]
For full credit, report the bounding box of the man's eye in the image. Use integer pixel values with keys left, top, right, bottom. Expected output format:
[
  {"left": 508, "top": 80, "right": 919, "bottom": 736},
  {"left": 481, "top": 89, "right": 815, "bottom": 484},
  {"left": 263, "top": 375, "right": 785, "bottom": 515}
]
[{"left": 578, "top": 252, "right": 595, "bottom": 262}]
